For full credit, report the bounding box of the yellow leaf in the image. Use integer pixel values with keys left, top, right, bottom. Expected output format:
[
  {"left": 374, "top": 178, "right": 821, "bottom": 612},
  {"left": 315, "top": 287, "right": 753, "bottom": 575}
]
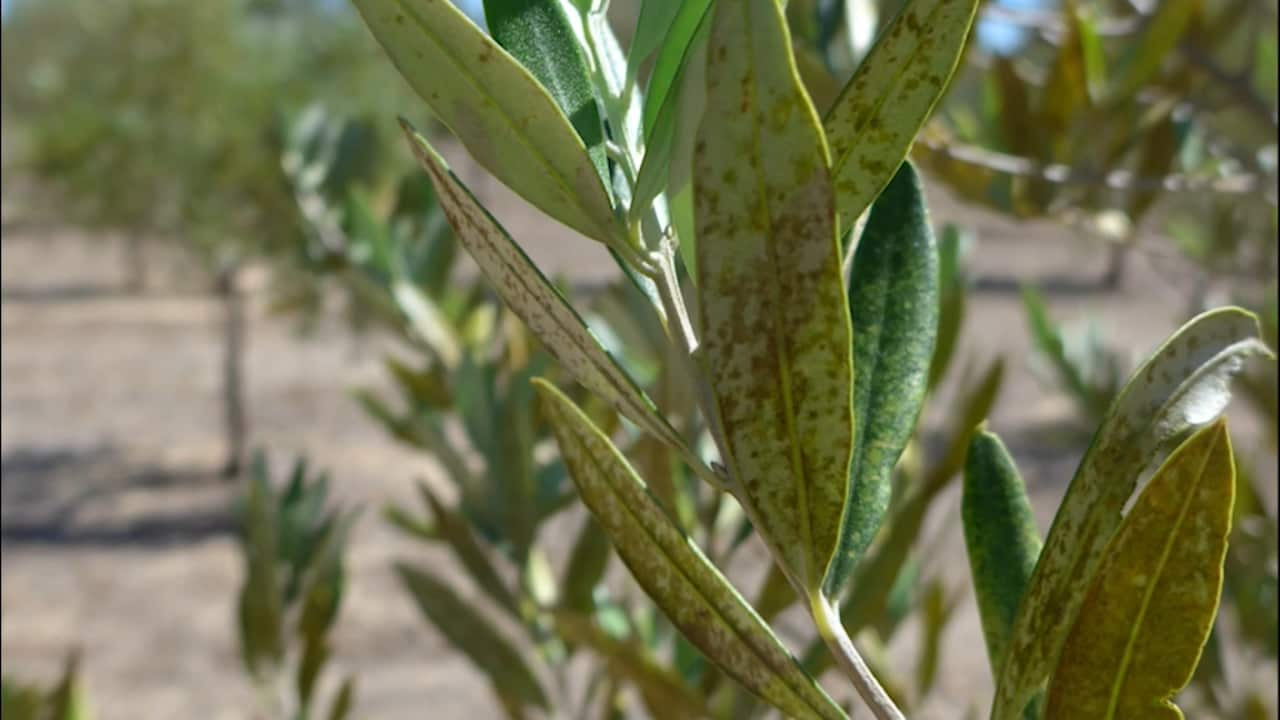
[{"left": 1045, "top": 420, "right": 1236, "bottom": 719}]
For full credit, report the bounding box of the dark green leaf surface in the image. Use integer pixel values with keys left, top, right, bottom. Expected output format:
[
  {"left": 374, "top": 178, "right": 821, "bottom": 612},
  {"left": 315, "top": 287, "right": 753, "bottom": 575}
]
[
  {"left": 962, "top": 429, "right": 1042, "bottom": 678},
  {"left": 825, "top": 162, "right": 939, "bottom": 597},
  {"left": 483, "top": 0, "right": 610, "bottom": 188}
]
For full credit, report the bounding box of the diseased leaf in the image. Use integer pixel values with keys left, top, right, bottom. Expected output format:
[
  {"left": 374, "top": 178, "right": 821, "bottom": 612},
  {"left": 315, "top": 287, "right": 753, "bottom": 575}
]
[
  {"left": 396, "top": 563, "right": 550, "bottom": 711},
  {"left": 962, "top": 429, "right": 1043, "bottom": 678},
  {"left": 534, "top": 380, "right": 846, "bottom": 720},
  {"left": 825, "top": 161, "right": 939, "bottom": 597},
  {"left": 1045, "top": 421, "right": 1236, "bottom": 720},
  {"left": 483, "top": 0, "right": 610, "bottom": 188},
  {"left": 694, "top": 0, "right": 853, "bottom": 591},
  {"left": 352, "top": 0, "right": 619, "bottom": 243},
  {"left": 993, "top": 308, "right": 1273, "bottom": 720},
  {"left": 823, "top": 0, "right": 979, "bottom": 232},
  {"left": 401, "top": 126, "right": 698, "bottom": 464}
]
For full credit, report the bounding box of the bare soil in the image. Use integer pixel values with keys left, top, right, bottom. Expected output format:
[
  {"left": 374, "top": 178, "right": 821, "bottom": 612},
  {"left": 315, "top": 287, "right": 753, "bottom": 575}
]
[{"left": 2, "top": 158, "right": 1275, "bottom": 718}]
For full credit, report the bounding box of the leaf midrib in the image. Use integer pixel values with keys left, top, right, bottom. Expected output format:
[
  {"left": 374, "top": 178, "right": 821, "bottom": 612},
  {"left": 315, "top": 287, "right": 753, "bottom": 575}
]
[
  {"left": 395, "top": 0, "right": 611, "bottom": 240},
  {"left": 1101, "top": 434, "right": 1217, "bottom": 719},
  {"left": 738, "top": 0, "right": 818, "bottom": 589}
]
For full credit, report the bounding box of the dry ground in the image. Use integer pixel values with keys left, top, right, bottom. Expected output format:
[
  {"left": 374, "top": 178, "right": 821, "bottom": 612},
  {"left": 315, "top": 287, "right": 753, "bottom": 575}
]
[{"left": 2, "top": 158, "right": 1276, "bottom": 718}]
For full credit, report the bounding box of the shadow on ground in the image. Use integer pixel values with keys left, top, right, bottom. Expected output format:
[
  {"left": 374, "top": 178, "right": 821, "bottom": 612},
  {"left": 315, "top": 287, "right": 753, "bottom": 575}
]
[{"left": 1, "top": 447, "right": 236, "bottom": 547}]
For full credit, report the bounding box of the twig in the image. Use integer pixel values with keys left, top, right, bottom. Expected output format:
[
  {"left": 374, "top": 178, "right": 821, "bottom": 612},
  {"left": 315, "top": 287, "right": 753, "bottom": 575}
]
[
  {"left": 914, "top": 137, "right": 1276, "bottom": 198},
  {"left": 810, "top": 594, "right": 906, "bottom": 720},
  {"left": 1179, "top": 40, "right": 1280, "bottom": 132}
]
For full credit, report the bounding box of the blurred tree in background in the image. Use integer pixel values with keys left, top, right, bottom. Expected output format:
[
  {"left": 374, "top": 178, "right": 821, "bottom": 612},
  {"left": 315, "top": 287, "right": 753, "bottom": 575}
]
[
  {"left": 913, "top": 0, "right": 1278, "bottom": 304},
  {"left": 0, "top": 0, "right": 415, "bottom": 475}
]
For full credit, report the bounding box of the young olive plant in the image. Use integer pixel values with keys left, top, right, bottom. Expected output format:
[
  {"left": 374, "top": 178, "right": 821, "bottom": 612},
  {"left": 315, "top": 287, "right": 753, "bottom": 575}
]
[
  {"left": 351, "top": 0, "right": 1271, "bottom": 719},
  {"left": 235, "top": 453, "right": 357, "bottom": 720}
]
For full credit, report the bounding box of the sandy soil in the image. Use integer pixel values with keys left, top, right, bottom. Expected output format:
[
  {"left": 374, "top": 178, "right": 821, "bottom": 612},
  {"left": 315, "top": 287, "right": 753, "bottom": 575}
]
[{"left": 2, "top": 156, "right": 1275, "bottom": 718}]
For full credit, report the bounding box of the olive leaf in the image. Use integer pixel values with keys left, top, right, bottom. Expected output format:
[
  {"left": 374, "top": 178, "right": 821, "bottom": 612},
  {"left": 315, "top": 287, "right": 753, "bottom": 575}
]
[
  {"left": 351, "top": 0, "right": 619, "bottom": 243},
  {"left": 694, "top": 0, "right": 853, "bottom": 592},
  {"left": 993, "top": 307, "right": 1273, "bottom": 720},
  {"left": 396, "top": 563, "right": 550, "bottom": 712},
  {"left": 533, "top": 379, "right": 847, "bottom": 720},
  {"left": 823, "top": 0, "right": 979, "bottom": 233},
  {"left": 825, "top": 161, "right": 939, "bottom": 598},
  {"left": 482, "top": 0, "right": 611, "bottom": 190},
  {"left": 630, "top": 3, "right": 712, "bottom": 227},
  {"left": 561, "top": 514, "right": 612, "bottom": 613},
  {"left": 1044, "top": 421, "right": 1236, "bottom": 719},
  {"left": 962, "top": 429, "right": 1043, "bottom": 679},
  {"left": 400, "top": 124, "right": 701, "bottom": 469},
  {"left": 415, "top": 480, "right": 520, "bottom": 619}
]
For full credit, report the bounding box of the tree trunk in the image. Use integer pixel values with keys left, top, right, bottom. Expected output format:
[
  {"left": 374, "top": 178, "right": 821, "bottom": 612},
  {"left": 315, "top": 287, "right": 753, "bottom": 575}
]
[
  {"left": 1100, "top": 241, "right": 1128, "bottom": 291},
  {"left": 217, "top": 264, "right": 248, "bottom": 479},
  {"left": 124, "top": 235, "right": 147, "bottom": 294}
]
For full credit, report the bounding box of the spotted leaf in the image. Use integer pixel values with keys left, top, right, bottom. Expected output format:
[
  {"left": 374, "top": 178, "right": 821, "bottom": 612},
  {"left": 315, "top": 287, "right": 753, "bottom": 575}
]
[{"left": 694, "top": 0, "right": 853, "bottom": 592}]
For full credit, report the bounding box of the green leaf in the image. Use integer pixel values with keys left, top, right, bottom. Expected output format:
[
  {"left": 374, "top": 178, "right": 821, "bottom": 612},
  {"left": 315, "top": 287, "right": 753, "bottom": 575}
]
[
  {"left": 417, "top": 481, "right": 521, "bottom": 618},
  {"left": 694, "top": 0, "right": 853, "bottom": 591},
  {"left": 237, "top": 456, "right": 284, "bottom": 679},
  {"left": 629, "top": 0, "right": 689, "bottom": 80},
  {"left": 962, "top": 429, "right": 1043, "bottom": 679},
  {"left": 325, "top": 676, "right": 356, "bottom": 720},
  {"left": 630, "top": 6, "right": 712, "bottom": 225},
  {"left": 1021, "top": 285, "right": 1092, "bottom": 409},
  {"left": 1107, "top": 0, "right": 1198, "bottom": 103},
  {"left": 47, "top": 652, "right": 89, "bottom": 720},
  {"left": 400, "top": 126, "right": 696, "bottom": 463},
  {"left": 927, "top": 224, "right": 971, "bottom": 390},
  {"left": 993, "top": 307, "right": 1273, "bottom": 720},
  {"left": 802, "top": 356, "right": 1004, "bottom": 676},
  {"left": 1044, "top": 421, "right": 1236, "bottom": 719},
  {"left": 822, "top": 0, "right": 979, "bottom": 232},
  {"left": 562, "top": 514, "right": 612, "bottom": 613},
  {"left": 533, "top": 380, "right": 846, "bottom": 720},
  {"left": 351, "top": 0, "right": 619, "bottom": 243},
  {"left": 556, "top": 613, "right": 709, "bottom": 720},
  {"left": 825, "top": 161, "right": 939, "bottom": 597},
  {"left": 396, "top": 563, "right": 550, "bottom": 711},
  {"left": 642, "top": 0, "right": 715, "bottom": 137},
  {"left": 482, "top": 0, "right": 610, "bottom": 189}
]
